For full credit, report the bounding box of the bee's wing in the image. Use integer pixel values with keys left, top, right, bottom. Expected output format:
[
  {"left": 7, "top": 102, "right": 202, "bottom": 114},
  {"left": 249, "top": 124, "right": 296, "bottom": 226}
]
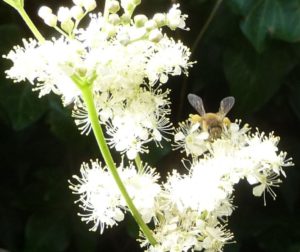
[
  {"left": 219, "top": 96, "right": 235, "bottom": 116},
  {"left": 187, "top": 93, "right": 206, "bottom": 116}
]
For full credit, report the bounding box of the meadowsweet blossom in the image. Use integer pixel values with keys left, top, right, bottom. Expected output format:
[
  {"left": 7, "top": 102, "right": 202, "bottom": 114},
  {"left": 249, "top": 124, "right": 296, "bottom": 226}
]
[
  {"left": 3, "top": 0, "right": 293, "bottom": 250},
  {"left": 3, "top": 0, "right": 193, "bottom": 158},
  {"left": 141, "top": 173, "right": 234, "bottom": 251},
  {"left": 69, "top": 160, "right": 161, "bottom": 233},
  {"left": 4, "top": 37, "right": 85, "bottom": 104},
  {"left": 174, "top": 120, "right": 293, "bottom": 202},
  {"left": 138, "top": 119, "right": 292, "bottom": 251}
]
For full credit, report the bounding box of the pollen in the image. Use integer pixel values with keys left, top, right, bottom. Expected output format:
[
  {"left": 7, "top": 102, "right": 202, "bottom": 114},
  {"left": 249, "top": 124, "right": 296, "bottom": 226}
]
[
  {"left": 189, "top": 113, "right": 202, "bottom": 124},
  {"left": 223, "top": 117, "right": 231, "bottom": 127}
]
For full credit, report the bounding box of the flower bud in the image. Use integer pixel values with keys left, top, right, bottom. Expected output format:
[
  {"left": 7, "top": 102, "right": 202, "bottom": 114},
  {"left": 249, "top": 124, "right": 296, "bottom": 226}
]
[
  {"left": 153, "top": 13, "right": 166, "bottom": 27},
  {"left": 107, "top": 1, "right": 120, "bottom": 14},
  {"left": 71, "top": 5, "right": 84, "bottom": 20},
  {"left": 83, "top": 0, "right": 97, "bottom": 12},
  {"left": 57, "top": 7, "right": 71, "bottom": 22},
  {"left": 134, "top": 14, "right": 148, "bottom": 27},
  {"left": 38, "top": 6, "right": 52, "bottom": 19},
  {"left": 149, "top": 29, "right": 163, "bottom": 43},
  {"left": 145, "top": 20, "right": 157, "bottom": 31},
  {"left": 44, "top": 13, "right": 58, "bottom": 27},
  {"left": 109, "top": 14, "right": 120, "bottom": 25},
  {"left": 61, "top": 19, "right": 75, "bottom": 34},
  {"left": 121, "top": 0, "right": 135, "bottom": 13},
  {"left": 120, "top": 13, "right": 131, "bottom": 24}
]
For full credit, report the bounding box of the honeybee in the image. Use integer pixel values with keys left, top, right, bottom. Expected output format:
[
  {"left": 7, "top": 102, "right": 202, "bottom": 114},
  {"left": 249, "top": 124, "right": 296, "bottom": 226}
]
[{"left": 187, "top": 94, "right": 235, "bottom": 139}]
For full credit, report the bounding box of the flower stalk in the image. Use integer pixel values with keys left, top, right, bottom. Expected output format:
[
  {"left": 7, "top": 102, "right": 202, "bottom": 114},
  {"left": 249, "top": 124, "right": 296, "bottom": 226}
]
[
  {"left": 3, "top": 0, "right": 46, "bottom": 43},
  {"left": 79, "top": 83, "right": 157, "bottom": 246},
  {"left": 135, "top": 154, "right": 143, "bottom": 172}
]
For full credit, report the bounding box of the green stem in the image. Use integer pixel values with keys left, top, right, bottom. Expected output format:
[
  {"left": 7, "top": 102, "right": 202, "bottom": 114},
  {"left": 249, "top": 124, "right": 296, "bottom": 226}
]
[
  {"left": 80, "top": 85, "right": 157, "bottom": 246},
  {"left": 103, "top": 0, "right": 111, "bottom": 21},
  {"left": 17, "top": 7, "right": 45, "bottom": 43},
  {"left": 135, "top": 154, "right": 143, "bottom": 172},
  {"left": 190, "top": 0, "right": 223, "bottom": 54}
]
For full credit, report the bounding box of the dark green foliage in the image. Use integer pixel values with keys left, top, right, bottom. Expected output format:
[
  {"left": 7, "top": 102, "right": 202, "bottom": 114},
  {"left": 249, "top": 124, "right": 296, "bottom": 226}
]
[
  {"left": 0, "top": 0, "right": 300, "bottom": 251},
  {"left": 228, "top": 0, "right": 300, "bottom": 52}
]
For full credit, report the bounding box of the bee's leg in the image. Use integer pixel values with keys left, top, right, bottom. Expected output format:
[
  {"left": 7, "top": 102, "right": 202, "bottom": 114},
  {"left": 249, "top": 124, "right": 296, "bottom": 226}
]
[
  {"left": 189, "top": 114, "right": 202, "bottom": 124},
  {"left": 223, "top": 117, "right": 231, "bottom": 127}
]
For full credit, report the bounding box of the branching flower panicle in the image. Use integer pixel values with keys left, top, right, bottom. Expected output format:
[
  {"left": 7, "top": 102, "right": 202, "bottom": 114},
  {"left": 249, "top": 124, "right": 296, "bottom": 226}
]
[
  {"left": 4, "top": 0, "right": 192, "bottom": 159},
  {"left": 2, "top": 0, "right": 294, "bottom": 251}
]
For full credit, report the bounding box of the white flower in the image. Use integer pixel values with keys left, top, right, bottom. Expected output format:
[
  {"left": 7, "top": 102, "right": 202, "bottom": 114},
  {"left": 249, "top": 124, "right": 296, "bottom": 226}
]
[
  {"left": 69, "top": 160, "right": 125, "bottom": 233},
  {"left": 201, "top": 224, "right": 234, "bottom": 251},
  {"left": 122, "top": 163, "right": 161, "bottom": 223},
  {"left": 160, "top": 158, "right": 234, "bottom": 211},
  {"left": 139, "top": 165, "right": 234, "bottom": 251},
  {"left": 3, "top": 37, "right": 87, "bottom": 105},
  {"left": 57, "top": 7, "right": 72, "bottom": 22},
  {"left": 101, "top": 88, "right": 172, "bottom": 159},
  {"left": 174, "top": 120, "right": 209, "bottom": 157},
  {"left": 146, "top": 36, "right": 193, "bottom": 85},
  {"left": 4, "top": 2, "right": 193, "bottom": 157},
  {"left": 174, "top": 119, "right": 293, "bottom": 203},
  {"left": 69, "top": 160, "right": 161, "bottom": 233},
  {"left": 141, "top": 194, "right": 233, "bottom": 252},
  {"left": 166, "top": 4, "right": 188, "bottom": 30}
]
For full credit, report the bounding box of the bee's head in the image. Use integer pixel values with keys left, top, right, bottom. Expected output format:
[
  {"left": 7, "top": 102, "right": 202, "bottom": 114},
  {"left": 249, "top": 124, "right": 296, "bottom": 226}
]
[{"left": 208, "top": 126, "right": 222, "bottom": 139}]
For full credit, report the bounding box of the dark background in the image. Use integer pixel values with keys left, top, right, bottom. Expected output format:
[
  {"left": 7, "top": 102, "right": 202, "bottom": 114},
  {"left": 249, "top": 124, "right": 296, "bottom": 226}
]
[{"left": 0, "top": 0, "right": 300, "bottom": 251}]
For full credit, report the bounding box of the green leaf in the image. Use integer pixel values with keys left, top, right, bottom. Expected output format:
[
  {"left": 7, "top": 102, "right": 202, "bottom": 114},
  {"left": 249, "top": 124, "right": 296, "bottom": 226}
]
[
  {"left": 240, "top": 0, "right": 281, "bottom": 52},
  {"left": 223, "top": 42, "right": 293, "bottom": 114},
  {"left": 46, "top": 97, "right": 80, "bottom": 143},
  {"left": 0, "top": 24, "right": 47, "bottom": 130},
  {"left": 24, "top": 212, "right": 70, "bottom": 252},
  {"left": 226, "top": 0, "right": 256, "bottom": 16},
  {"left": 228, "top": 0, "right": 300, "bottom": 52},
  {"left": 0, "top": 81, "right": 48, "bottom": 130}
]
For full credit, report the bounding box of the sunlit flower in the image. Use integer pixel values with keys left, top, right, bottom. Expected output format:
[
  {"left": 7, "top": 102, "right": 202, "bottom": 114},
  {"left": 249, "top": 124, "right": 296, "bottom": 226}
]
[
  {"left": 105, "top": 88, "right": 172, "bottom": 159},
  {"left": 69, "top": 160, "right": 160, "bottom": 233},
  {"left": 174, "top": 120, "right": 209, "bottom": 157},
  {"left": 69, "top": 160, "right": 124, "bottom": 233},
  {"left": 3, "top": 37, "right": 86, "bottom": 105},
  {"left": 4, "top": 1, "right": 193, "bottom": 157},
  {"left": 141, "top": 192, "right": 233, "bottom": 252},
  {"left": 174, "top": 120, "right": 293, "bottom": 201}
]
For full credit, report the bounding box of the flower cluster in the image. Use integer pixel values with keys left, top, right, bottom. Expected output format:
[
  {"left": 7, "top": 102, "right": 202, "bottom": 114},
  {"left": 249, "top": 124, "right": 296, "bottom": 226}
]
[
  {"left": 3, "top": 0, "right": 193, "bottom": 159},
  {"left": 173, "top": 119, "right": 291, "bottom": 203},
  {"left": 69, "top": 160, "right": 161, "bottom": 233},
  {"left": 70, "top": 120, "right": 292, "bottom": 251},
  {"left": 3, "top": 0, "right": 293, "bottom": 251},
  {"left": 139, "top": 120, "right": 292, "bottom": 251}
]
